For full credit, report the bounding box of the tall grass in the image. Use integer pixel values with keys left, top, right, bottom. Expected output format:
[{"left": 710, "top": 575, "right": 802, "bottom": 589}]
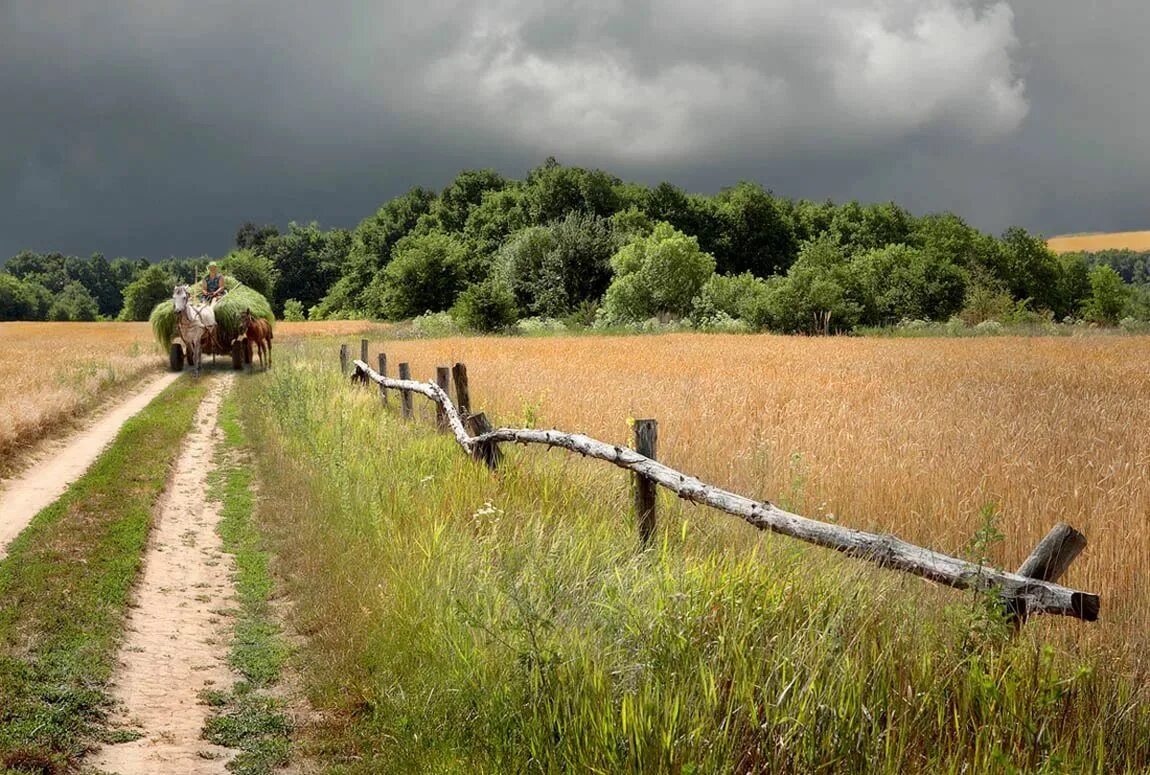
[{"left": 236, "top": 339, "right": 1150, "bottom": 773}]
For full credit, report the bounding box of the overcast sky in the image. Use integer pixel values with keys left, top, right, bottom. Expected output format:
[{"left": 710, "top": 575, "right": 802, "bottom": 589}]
[{"left": 1, "top": 1, "right": 1145, "bottom": 261}]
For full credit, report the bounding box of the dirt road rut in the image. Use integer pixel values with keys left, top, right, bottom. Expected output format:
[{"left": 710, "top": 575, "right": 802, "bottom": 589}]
[{"left": 92, "top": 375, "right": 238, "bottom": 774}]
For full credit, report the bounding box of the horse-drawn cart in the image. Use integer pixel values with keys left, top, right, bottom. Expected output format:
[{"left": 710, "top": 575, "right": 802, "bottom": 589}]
[{"left": 149, "top": 276, "right": 275, "bottom": 374}]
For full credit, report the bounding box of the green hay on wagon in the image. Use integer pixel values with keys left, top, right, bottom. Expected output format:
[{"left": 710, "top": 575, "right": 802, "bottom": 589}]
[{"left": 149, "top": 276, "right": 275, "bottom": 349}]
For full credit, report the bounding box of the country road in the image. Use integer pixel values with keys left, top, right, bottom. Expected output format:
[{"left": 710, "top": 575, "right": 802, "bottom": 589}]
[{"left": 0, "top": 371, "right": 183, "bottom": 557}]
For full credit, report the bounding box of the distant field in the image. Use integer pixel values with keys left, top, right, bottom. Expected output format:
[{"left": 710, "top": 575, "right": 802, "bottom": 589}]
[{"left": 1048, "top": 230, "right": 1150, "bottom": 253}]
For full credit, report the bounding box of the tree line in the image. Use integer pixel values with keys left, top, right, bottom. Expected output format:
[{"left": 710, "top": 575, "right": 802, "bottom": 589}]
[{"left": 2, "top": 158, "right": 1148, "bottom": 332}]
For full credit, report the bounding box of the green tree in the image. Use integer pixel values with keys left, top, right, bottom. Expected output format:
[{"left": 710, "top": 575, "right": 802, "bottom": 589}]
[
  {"left": 711, "top": 182, "right": 798, "bottom": 277},
  {"left": 690, "top": 272, "right": 771, "bottom": 326},
  {"left": 451, "top": 279, "right": 519, "bottom": 332},
  {"left": 1056, "top": 253, "right": 1092, "bottom": 319},
  {"left": 235, "top": 222, "right": 280, "bottom": 251},
  {"left": 748, "top": 236, "right": 861, "bottom": 334},
  {"left": 428, "top": 169, "right": 508, "bottom": 233},
  {"left": 48, "top": 281, "right": 99, "bottom": 321},
  {"left": 119, "top": 266, "right": 175, "bottom": 321},
  {"left": 264, "top": 222, "right": 350, "bottom": 314},
  {"left": 850, "top": 244, "right": 968, "bottom": 324},
  {"left": 601, "top": 222, "right": 716, "bottom": 323},
  {"left": 223, "top": 249, "right": 276, "bottom": 299},
  {"left": 521, "top": 158, "right": 622, "bottom": 224},
  {"left": 1082, "top": 265, "right": 1130, "bottom": 324},
  {"left": 315, "top": 189, "right": 435, "bottom": 318},
  {"left": 376, "top": 232, "right": 468, "bottom": 319},
  {"left": 0, "top": 273, "right": 43, "bottom": 320},
  {"left": 996, "top": 227, "right": 1063, "bottom": 313}
]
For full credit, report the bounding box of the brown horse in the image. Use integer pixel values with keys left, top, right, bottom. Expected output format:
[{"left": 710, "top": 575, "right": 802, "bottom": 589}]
[{"left": 240, "top": 308, "right": 273, "bottom": 370}]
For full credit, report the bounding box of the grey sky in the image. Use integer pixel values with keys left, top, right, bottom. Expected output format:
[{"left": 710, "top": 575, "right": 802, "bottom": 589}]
[{"left": 1, "top": 0, "right": 1145, "bottom": 260}]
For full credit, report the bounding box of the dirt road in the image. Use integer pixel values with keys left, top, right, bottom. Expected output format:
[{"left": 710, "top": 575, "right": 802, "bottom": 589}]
[
  {"left": 92, "top": 374, "right": 238, "bottom": 773},
  {"left": 0, "top": 371, "right": 183, "bottom": 558}
]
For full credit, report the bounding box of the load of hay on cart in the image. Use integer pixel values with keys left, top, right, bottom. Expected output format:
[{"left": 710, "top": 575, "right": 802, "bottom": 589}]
[{"left": 149, "top": 276, "right": 275, "bottom": 372}]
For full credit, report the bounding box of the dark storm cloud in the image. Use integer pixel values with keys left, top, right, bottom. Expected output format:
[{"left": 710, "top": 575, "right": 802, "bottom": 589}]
[{"left": 0, "top": 0, "right": 1144, "bottom": 260}]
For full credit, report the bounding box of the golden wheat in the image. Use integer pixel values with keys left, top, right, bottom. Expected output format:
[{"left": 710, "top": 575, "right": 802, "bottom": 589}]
[
  {"left": 1048, "top": 230, "right": 1150, "bottom": 254},
  {"left": 346, "top": 332, "right": 1150, "bottom": 658},
  {"left": 0, "top": 322, "right": 162, "bottom": 464}
]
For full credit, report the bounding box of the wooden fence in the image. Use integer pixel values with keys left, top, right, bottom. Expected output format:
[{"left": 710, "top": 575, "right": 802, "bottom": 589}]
[{"left": 341, "top": 341, "right": 1100, "bottom": 625}]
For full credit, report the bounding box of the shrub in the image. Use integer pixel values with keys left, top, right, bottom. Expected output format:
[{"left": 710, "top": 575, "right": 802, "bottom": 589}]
[
  {"left": 452, "top": 280, "right": 519, "bottom": 333},
  {"left": 282, "top": 299, "right": 306, "bottom": 321},
  {"left": 516, "top": 317, "right": 568, "bottom": 335},
  {"left": 601, "top": 222, "right": 715, "bottom": 324},
  {"left": 959, "top": 284, "right": 1015, "bottom": 325},
  {"left": 407, "top": 311, "right": 461, "bottom": 338},
  {"left": 689, "top": 272, "right": 770, "bottom": 328}
]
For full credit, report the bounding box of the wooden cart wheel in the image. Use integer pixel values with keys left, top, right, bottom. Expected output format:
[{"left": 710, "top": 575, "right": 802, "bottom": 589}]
[{"left": 169, "top": 343, "right": 185, "bottom": 372}]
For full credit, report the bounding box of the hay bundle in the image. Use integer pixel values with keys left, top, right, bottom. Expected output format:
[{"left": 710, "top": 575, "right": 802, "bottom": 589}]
[{"left": 149, "top": 275, "right": 275, "bottom": 348}]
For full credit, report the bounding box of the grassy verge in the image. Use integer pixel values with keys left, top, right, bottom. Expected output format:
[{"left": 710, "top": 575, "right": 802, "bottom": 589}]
[
  {"left": 201, "top": 393, "right": 292, "bottom": 774},
  {"left": 236, "top": 350, "right": 1150, "bottom": 773},
  {"left": 0, "top": 375, "right": 206, "bottom": 773}
]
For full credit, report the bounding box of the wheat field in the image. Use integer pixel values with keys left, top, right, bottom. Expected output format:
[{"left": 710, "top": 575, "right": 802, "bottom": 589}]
[
  {"left": 1048, "top": 230, "right": 1150, "bottom": 253},
  {"left": 0, "top": 322, "right": 161, "bottom": 466},
  {"left": 347, "top": 333, "right": 1150, "bottom": 658}
]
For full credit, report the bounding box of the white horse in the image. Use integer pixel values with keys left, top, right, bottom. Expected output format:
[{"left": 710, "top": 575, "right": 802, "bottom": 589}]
[{"left": 172, "top": 285, "right": 217, "bottom": 376}]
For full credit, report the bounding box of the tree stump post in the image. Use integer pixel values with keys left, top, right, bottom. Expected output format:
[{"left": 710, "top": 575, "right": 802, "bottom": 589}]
[
  {"left": 1008, "top": 522, "right": 1089, "bottom": 624},
  {"left": 435, "top": 367, "right": 451, "bottom": 432},
  {"left": 466, "top": 411, "right": 501, "bottom": 469},
  {"left": 360, "top": 338, "right": 369, "bottom": 365},
  {"left": 633, "top": 419, "right": 658, "bottom": 546},
  {"left": 339, "top": 344, "right": 349, "bottom": 376},
  {"left": 452, "top": 362, "right": 471, "bottom": 418},
  {"left": 377, "top": 353, "right": 389, "bottom": 406},
  {"left": 398, "top": 362, "right": 413, "bottom": 419}
]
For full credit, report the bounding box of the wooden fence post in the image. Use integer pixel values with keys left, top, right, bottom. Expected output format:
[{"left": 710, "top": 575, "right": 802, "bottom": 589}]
[
  {"left": 452, "top": 362, "right": 471, "bottom": 418},
  {"left": 466, "top": 411, "right": 501, "bottom": 469},
  {"left": 377, "top": 353, "right": 389, "bottom": 406},
  {"left": 1008, "top": 523, "right": 1088, "bottom": 624},
  {"left": 435, "top": 367, "right": 451, "bottom": 432},
  {"left": 360, "top": 339, "right": 369, "bottom": 365},
  {"left": 339, "top": 344, "right": 349, "bottom": 375},
  {"left": 398, "top": 362, "right": 413, "bottom": 419},
  {"left": 633, "top": 419, "right": 658, "bottom": 545}
]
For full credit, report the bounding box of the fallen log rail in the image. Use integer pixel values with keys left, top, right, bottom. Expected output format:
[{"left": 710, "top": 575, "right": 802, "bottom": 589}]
[{"left": 350, "top": 356, "right": 1100, "bottom": 623}]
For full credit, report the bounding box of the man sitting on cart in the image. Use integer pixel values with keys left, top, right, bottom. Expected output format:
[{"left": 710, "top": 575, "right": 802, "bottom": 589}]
[{"left": 200, "top": 261, "right": 226, "bottom": 304}]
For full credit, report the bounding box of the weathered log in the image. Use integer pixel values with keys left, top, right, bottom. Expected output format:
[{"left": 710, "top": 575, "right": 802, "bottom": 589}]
[
  {"left": 435, "top": 367, "right": 451, "bottom": 433},
  {"left": 466, "top": 411, "right": 501, "bottom": 469},
  {"left": 339, "top": 344, "right": 349, "bottom": 375},
  {"left": 452, "top": 362, "right": 471, "bottom": 418},
  {"left": 633, "top": 419, "right": 657, "bottom": 545},
  {"left": 1009, "top": 523, "right": 1089, "bottom": 622},
  {"left": 397, "top": 362, "right": 414, "bottom": 419},
  {"left": 349, "top": 360, "right": 1099, "bottom": 621},
  {"left": 378, "top": 353, "right": 389, "bottom": 406}
]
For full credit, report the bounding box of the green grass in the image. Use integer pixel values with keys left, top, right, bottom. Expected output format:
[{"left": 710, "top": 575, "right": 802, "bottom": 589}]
[
  {"left": 235, "top": 342, "right": 1150, "bottom": 773},
  {"left": 0, "top": 375, "right": 207, "bottom": 774},
  {"left": 201, "top": 393, "right": 292, "bottom": 774}
]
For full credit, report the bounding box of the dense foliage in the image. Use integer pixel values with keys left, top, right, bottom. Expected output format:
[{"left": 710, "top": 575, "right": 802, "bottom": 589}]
[{"left": 5, "top": 159, "right": 1150, "bottom": 331}]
